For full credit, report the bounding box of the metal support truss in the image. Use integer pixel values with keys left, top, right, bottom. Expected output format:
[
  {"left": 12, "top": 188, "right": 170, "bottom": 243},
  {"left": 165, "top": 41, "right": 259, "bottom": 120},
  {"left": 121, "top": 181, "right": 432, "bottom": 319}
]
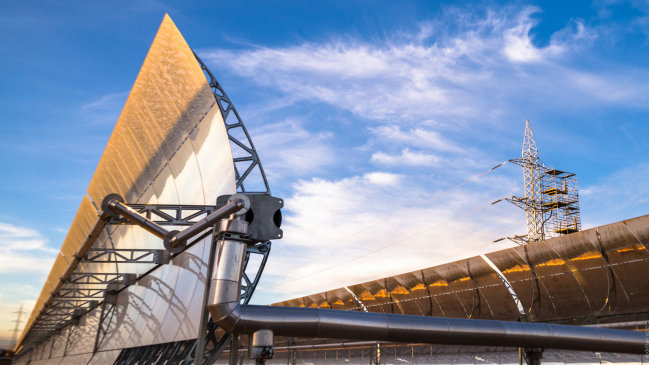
[
  {"left": 194, "top": 52, "right": 270, "bottom": 194},
  {"left": 57, "top": 288, "right": 108, "bottom": 300},
  {"left": 65, "top": 273, "right": 136, "bottom": 286},
  {"left": 82, "top": 248, "right": 169, "bottom": 264},
  {"left": 63, "top": 321, "right": 80, "bottom": 357},
  {"left": 113, "top": 241, "right": 272, "bottom": 365},
  {"left": 17, "top": 52, "right": 274, "bottom": 361},
  {"left": 506, "top": 120, "right": 582, "bottom": 244},
  {"left": 107, "top": 204, "right": 220, "bottom": 226},
  {"left": 49, "top": 299, "right": 98, "bottom": 309},
  {"left": 40, "top": 309, "right": 73, "bottom": 318},
  {"left": 93, "top": 287, "right": 119, "bottom": 353},
  {"left": 114, "top": 339, "right": 196, "bottom": 365}
]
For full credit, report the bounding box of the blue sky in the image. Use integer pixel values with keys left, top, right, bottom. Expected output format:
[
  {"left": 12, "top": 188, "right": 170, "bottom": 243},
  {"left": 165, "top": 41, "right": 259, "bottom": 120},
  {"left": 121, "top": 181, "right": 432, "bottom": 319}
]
[{"left": 1, "top": 0, "right": 649, "bottom": 345}]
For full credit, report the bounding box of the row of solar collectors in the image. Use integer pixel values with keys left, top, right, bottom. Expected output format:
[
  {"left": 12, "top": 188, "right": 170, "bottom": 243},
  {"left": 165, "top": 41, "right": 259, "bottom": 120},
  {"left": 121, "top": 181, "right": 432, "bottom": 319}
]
[{"left": 276, "top": 214, "right": 649, "bottom": 325}]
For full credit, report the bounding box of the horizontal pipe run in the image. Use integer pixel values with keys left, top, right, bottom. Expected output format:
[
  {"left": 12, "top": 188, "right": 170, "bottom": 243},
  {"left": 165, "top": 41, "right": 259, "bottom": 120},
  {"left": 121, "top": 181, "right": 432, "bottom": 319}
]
[
  {"left": 168, "top": 198, "right": 245, "bottom": 247},
  {"left": 105, "top": 199, "right": 169, "bottom": 239},
  {"left": 209, "top": 239, "right": 649, "bottom": 356},
  {"left": 218, "top": 305, "right": 648, "bottom": 355},
  {"left": 586, "top": 320, "right": 649, "bottom": 329},
  {"left": 224, "top": 340, "right": 385, "bottom": 353}
]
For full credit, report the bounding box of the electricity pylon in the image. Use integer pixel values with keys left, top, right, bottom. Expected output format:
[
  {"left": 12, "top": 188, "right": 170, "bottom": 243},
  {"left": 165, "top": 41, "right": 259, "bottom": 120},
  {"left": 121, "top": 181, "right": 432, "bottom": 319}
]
[
  {"left": 10, "top": 304, "right": 24, "bottom": 349},
  {"left": 507, "top": 120, "right": 546, "bottom": 242}
]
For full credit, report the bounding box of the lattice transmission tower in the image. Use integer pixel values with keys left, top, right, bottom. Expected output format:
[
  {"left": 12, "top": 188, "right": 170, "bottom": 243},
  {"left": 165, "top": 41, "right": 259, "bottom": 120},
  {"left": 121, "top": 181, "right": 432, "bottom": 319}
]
[
  {"left": 506, "top": 120, "right": 581, "bottom": 244},
  {"left": 10, "top": 304, "right": 24, "bottom": 348}
]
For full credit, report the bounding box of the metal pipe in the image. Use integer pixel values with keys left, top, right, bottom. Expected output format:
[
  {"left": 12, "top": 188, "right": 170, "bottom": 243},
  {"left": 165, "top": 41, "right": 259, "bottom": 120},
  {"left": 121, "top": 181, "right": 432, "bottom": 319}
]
[
  {"left": 225, "top": 340, "right": 388, "bottom": 353},
  {"left": 104, "top": 199, "right": 169, "bottom": 239},
  {"left": 194, "top": 234, "right": 218, "bottom": 363},
  {"left": 586, "top": 320, "right": 649, "bottom": 329},
  {"left": 208, "top": 242, "right": 649, "bottom": 355},
  {"left": 168, "top": 198, "right": 245, "bottom": 247}
]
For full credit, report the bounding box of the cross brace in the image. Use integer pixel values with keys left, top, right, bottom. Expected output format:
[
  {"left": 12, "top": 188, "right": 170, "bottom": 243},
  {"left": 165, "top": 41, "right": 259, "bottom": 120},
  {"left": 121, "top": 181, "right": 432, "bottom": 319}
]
[
  {"left": 49, "top": 299, "right": 98, "bottom": 308},
  {"left": 81, "top": 248, "right": 169, "bottom": 264},
  {"left": 65, "top": 273, "right": 136, "bottom": 285},
  {"left": 57, "top": 288, "right": 107, "bottom": 300},
  {"left": 107, "top": 204, "right": 219, "bottom": 226}
]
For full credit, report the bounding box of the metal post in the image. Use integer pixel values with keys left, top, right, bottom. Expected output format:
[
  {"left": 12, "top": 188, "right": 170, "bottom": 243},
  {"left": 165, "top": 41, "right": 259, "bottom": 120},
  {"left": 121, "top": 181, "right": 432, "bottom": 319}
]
[
  {"left": 63, "top": 325, "right": 72, "bottom": 357},
  {"left": 194, "top": 238, "right": 217, "bottom": 365},
  {"left": 195, "top": 195, "right": 250, "bottom": 365},
  {"left": 229, "top": 333, "right": 239, "bottom": 365},
  {"left": 524, "top": 348, "right": 543, "bottom": 365},
  {"left": 92, "top": 302, "right": 107, "bottom": 354}
]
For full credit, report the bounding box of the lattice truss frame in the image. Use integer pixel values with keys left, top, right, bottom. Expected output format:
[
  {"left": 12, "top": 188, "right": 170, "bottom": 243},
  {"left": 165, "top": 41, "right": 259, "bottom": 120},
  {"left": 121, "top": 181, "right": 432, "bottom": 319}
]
[
  {"left": 507, "top": 121, "right": 582, "bottom": 243},
  {"left": 20, "top": 52, "right": 274, "bottom": 365}
]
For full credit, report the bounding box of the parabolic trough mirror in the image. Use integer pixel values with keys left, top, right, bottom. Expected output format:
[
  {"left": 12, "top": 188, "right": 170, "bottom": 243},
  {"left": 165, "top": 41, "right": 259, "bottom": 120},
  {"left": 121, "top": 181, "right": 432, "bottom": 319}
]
[{"left": 11, "top": 14, "right": 649, "bottom": 365}]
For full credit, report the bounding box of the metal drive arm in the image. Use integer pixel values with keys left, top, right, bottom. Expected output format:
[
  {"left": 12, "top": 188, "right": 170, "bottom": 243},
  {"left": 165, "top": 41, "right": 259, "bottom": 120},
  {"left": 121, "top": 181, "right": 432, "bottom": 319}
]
[{"left": 101, "top": 193, "right": 249, "bottom": 253}]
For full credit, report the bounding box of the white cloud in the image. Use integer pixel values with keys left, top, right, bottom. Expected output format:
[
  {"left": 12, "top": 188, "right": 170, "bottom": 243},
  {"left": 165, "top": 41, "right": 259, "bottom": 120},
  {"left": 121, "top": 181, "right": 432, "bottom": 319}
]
[
  {"left": 80, "top": 91, "right": 129, "bottom": 126},
  {"left": 580, "top": 162, "right": 649, "bottom": 227},
  {"left": 502, "top": 7, "right": 564, "bottom": 63},
  {"left": 202, "top": 5, "right": 649, "bottom": 128},
  {"left": 251, "top": 119, "right": 336, "bottom": 181},
  {"left": 195, "top": 5, "right": 649, "bottom": 304},
  {"left": 81, "top": 91, "right": 128, "bottom": 110},
  {"left": 0, "top": 222, "right": 57, "bottom": 273},
  {"left": 369, "top": 125, "right": 461, "bottom": 152},
  {"left": 0, "top": 222, "right": 54, "bottom": 253},
  {"left": 371, "top": 148, "right": 440, "bottom": 166},
  {"left": 254, "top": 172, "right": 523, "bottom": 302},
  {"left": 0, "top": 224, "right": 55, "bottom": 344},
  {"left": 363, "top": 172, "right": 402, "bottom": 186},
  {"left": 0, "top": 286, "right": 38, "bottom": 345}
]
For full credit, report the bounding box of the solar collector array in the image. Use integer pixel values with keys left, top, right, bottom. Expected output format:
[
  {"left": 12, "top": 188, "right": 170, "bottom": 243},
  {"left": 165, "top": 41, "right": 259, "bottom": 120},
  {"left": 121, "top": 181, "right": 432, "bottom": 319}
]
[
  {"left": 16, "top": 15, "right": 237, "bottom": 363},
  {"left": 275, "top": 213, "right": 649, "bottom": 325}
]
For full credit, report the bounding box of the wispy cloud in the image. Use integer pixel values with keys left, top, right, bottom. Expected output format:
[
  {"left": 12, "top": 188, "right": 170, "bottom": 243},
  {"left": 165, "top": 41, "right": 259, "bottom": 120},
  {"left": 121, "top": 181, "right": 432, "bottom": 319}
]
[
  {"left": 255, "top": 171, "right": 522, "bottom": 302},
  {"left": 202, "top": 5, "right": 649, "bottom": 128},
  {"left": 0, "top": 223, "right": 55, "bottom": 344},
  {"left": 0, "top": 287, "right": 38, "bottom": 346},
  {"left": 199, "top": 4, "right": 649, "bottom": 303},
  {"left": 371, "top": 148, "right": 440, "bottom": 166},
  {"left": 581, "top": 162, "right": 649, "bottom": 227},
  {"left": 81, "top": 91, "right": 128, "bottom": 110},
  {"left": 251, "top": 119, "right": 336, "bottom": 182},
  {"left": 80, "top": 91, "right": 129, "bottom": 126},
  {"left": 0, "top": 222, "right": 57, "bottom": 272},
  {"left": 502, "top": 7, "right": 565, "bottom": 63},
  {"left": 369, "top": 125, "right": 462, "bottom": 153},
  {"left": 0, "top": 222, "right": 55, "bottom": 253}
]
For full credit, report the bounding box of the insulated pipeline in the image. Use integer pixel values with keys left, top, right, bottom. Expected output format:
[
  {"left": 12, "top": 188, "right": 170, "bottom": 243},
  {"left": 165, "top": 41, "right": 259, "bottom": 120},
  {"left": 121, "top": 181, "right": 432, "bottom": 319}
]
[
  {"left": 209, "top": 239, "right": 649, "bottom": 355},
  {"left": 224, "top": 305, "right": 645, "bottom": 354}
]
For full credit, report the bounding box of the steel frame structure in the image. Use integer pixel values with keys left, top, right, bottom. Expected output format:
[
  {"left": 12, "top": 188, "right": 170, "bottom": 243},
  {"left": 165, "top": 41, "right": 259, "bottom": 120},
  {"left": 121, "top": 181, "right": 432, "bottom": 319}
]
[
  {"left": 11, "top": 55, "right": 645, "bottom": 365},
  {"left": 193, "top": 52, "right": 270, "bottom": 194},
  {"left": 108, "top": 204, "right": 221, "bottom": 226},
  {"left": 113, "top": 240, "right": 272, "bottom": 365},
  {"left": 16, "top": 53, "right": 273, "bottom": 365},
  {"left": 507, "top": 120, "right": 582, "bottom": 244},
  {"left": 65, "top": 273, "right": 136, "bottom": 286},
  {"left": 81, "top": 248, "right": 169, "bottom": 264},
  {"left": 508, "top": 120, "right": 545, "bottom": 243}
]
